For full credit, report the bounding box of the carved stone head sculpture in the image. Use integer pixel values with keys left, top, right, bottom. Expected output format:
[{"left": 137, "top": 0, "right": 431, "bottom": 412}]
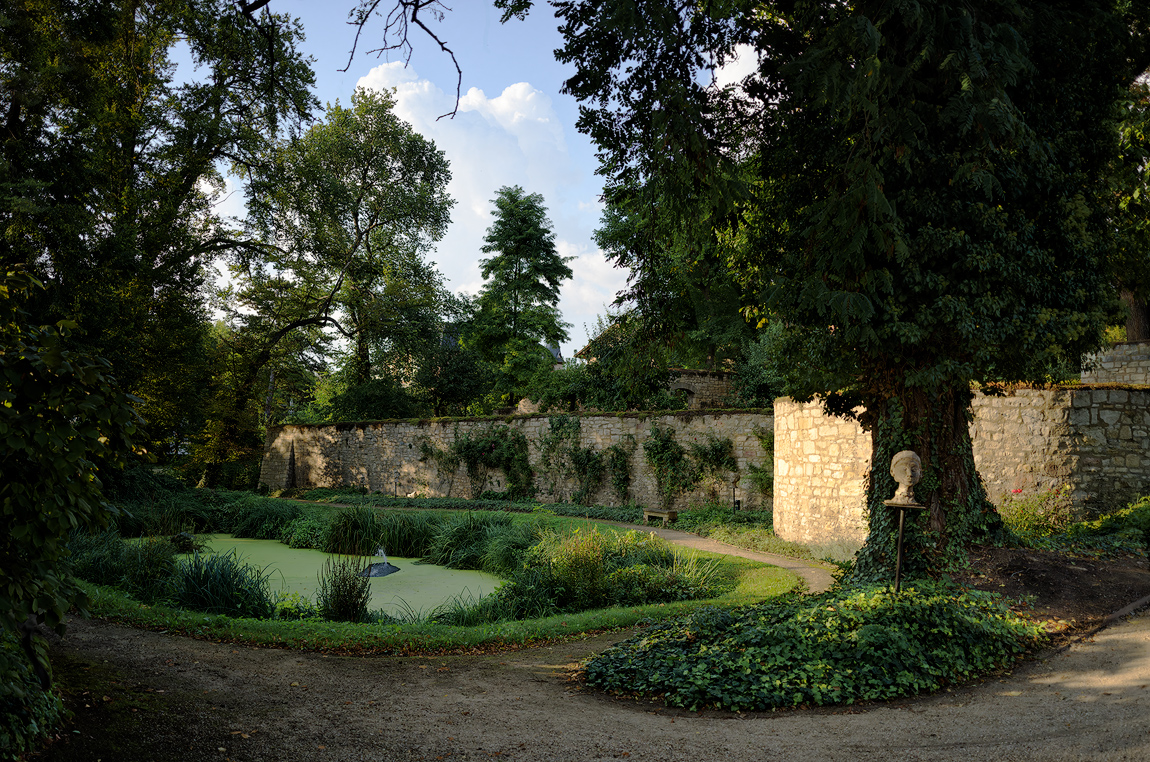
[{"left": 889, "top": 450, "right": 923, "bottom": 505}]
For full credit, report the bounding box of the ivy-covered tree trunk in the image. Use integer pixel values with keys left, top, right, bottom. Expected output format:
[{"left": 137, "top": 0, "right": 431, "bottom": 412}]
[{"left": 852, "top": 386, "right": 1001, "bottom": 583}]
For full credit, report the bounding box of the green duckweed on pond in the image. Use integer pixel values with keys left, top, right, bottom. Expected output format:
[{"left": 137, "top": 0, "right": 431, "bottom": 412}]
[{"left": 197, "top": 535, "right": 500, "bottom": 616}]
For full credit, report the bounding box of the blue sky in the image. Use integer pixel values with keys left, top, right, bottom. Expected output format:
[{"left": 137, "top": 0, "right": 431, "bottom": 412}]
[{"left": 230, "top": 2, "right": 629, "bottom": 357}]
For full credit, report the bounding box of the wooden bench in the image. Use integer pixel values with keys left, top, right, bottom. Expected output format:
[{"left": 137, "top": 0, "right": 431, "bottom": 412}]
[{"left": 642, "top": 508, "right": 678, "bottom": 527}]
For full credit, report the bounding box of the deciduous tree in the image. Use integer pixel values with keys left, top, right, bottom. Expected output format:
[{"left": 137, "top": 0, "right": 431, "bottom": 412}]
[
  {"left": 0, "top": 0, "right": 316, "bottom": 457},
  {"left": 197, "top": 87, "right": 452, "bottom": 477},
  {"left": 551, "top": 0, "right": 1150, "bottom": 575}
]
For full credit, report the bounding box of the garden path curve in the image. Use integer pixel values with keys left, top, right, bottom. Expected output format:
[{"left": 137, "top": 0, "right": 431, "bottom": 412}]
[
  {"left": 596, "top": 520, "right": 837, "bottom": 593},
  {"left": 45, "top": 607, "right": 1150, "bottom": 761},
  {"left": 302, "top": 500, "right": 837, "bottom": 593}
]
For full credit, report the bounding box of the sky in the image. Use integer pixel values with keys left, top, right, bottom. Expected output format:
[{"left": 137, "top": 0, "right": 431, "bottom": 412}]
[{"left": 217, "top": 2, "right": 630, "bottom": 358}]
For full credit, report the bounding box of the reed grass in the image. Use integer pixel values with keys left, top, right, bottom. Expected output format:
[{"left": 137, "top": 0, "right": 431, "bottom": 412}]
[{"left": 171, "top": 550, "right": 275, "bottom": 619}]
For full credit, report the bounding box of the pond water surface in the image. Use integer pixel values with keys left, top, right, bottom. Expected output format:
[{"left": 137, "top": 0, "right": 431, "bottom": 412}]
[{"left": 200, "top": 535, "right": 501, "bottom": 616}]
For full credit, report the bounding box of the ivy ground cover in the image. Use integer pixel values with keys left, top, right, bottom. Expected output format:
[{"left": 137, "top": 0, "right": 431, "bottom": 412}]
[{"left": 584, "top": 583, "right": 1045, "bottom": 711}]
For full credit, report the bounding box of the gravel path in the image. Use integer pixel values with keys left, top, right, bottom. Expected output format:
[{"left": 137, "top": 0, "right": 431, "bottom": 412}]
[
  {"left": 616, "top": 523, "right": 837, "bottom": 592},
  {"left": 45, "top": 608, "right": 1150, "bottom": 762},
  {"left": 37, "top": 515, "right": 1146, "bottom": 761}
]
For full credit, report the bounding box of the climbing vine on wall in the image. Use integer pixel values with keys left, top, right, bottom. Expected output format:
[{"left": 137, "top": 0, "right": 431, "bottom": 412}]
[
  {"left": 642, "top": 423, "right": 700, "bottom": 509},
  {"left": 539, "top": 415, "right": 606, "bottom": 505},
  {"left": 746, "top": 425, "right": 774, "bottom": 499},
  {"left": 644, "top": 425, "right": 739, "bottom": 509},
  {"left": 420, "top": 425, "right": 534, "bottom": 500},
  {"left": 604, "top": 435, "right": 637, "bottom": 504},
  {"left": 688, "top": 433, "right": 739, "bottom": 500}
]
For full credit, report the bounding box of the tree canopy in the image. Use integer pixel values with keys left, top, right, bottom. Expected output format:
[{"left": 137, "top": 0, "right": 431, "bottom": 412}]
[
  {"left": 468, "top": 185, "right": 573, "bottom": 403},
  {"left": 195, "top": 87, "right": 454, "bottom": 482},
  {"left": 552, "top": 0, "right": 1150, "bottom": 574},
  {"left": 0, "top": 0, "right": 316, "bottom": 458}
]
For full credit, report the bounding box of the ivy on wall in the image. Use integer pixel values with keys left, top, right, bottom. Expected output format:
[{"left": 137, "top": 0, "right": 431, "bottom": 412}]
[
  {"left": 746, "top": 425, "right": 774, "bottom": 499},
  {"left": 688, "top": 434, "right": 739, "bottom": 500},
  {"left": 643, "top": 424, "right": 740, "bottom": 509},
  {"left": 604, "top": 435, "right": 637, "bottom": 504},
  {"left": 420, "top": 425, "right": 535, "bottom": 500},
  {"left": 539, "top": 415, "right": 609, "bottom": 506}
]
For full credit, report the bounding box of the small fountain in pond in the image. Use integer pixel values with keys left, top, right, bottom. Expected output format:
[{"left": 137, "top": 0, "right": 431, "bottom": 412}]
[{"left": 359, "top": 547, "right": 400, "bottom": 578}]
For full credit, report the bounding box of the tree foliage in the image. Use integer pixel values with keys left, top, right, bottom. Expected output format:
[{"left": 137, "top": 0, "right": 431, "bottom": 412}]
[
  {"left": 468, "top": 185, "right": 573, "bottom": 403},
  {"left": 552, "top": 0, "right": 1150, "bottom": 574},
  {"left": 595, "top": 181, "right": 753, "bottom": 371},
  {"left": 196, "top": 88, "right": 453, "bottom": 471},
  {"left": 0, "top": 0, "right": 316, "bottom": 457},
  {"left": 1, "top": 271, "right": 141, "bottom": 692}
]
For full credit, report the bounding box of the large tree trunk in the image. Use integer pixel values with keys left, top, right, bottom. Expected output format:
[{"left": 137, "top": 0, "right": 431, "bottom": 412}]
[
  {"left": 1121, "top": 290, "right": 1150, "bottom": 342},
  {"left": 850, "top": 384, "right": 1002, "bottom": 583}
]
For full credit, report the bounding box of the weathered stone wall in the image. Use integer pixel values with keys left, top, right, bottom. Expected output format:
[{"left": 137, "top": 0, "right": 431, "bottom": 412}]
[
  {"left": 1081, "top": 342, "right": 1150, "bottom": 384},
  {"left": 260, "top": 411, "right": 774, "bottom": 511},
  {"left": 773, "top": 386, "right": 1150, "bottom": 546},
  {"left": 669, "top": 369, "right": 735, "bottom": 409},
  {"left": 772, "top": 399, "right": 871, "bottom": 545}
]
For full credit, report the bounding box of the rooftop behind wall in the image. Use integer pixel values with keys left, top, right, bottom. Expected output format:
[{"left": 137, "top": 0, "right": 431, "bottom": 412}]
[{"left": 773, "top": 386, "right": 1150, "bottom": 546}]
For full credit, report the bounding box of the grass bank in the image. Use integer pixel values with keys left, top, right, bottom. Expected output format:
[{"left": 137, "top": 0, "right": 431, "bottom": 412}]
[{"left": 79, "top": 548, "right": 797, "bottom": 655}]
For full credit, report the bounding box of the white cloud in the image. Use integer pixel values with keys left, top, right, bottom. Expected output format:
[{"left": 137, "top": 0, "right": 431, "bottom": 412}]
[
  {"left": 714, "top": 44, "right": 759, "bottom": 90},
  {"left": 356, "top": 62, "right": 625, "bottom": 356},
  {"left": 557, "top": 241, "right": 629, "bottom": 350}
]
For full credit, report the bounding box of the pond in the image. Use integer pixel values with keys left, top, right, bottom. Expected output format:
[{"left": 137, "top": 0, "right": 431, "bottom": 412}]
[{"left": 199, "top": 535, "right": 501, "bottom": 616}]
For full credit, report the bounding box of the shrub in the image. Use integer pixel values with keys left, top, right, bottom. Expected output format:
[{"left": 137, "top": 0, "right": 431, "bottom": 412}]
[
  {"left": 429, "top": 589, "right": 513, "bottom": 627},
  {"left": 280, "top": 515, "right": 330, "bottom": 550},
  {"left": 274, "top": 592, "right": 319, "bottom": 621},
  {"left": 229, "top": 496, "right": 303, "bottom": 540},
  {"left": 68, "top": 532, "right": 181, "bottom": 604},
  {"left": 67, "top": 530, "right": 130, "bottom": 587},
  {"left": 489, "top": 565, "right": 563, "bottom": 620},
  {"left": 521, "top": 528, "right": 717, "bottom": 612},
  {"left": 0, "top": 630, "right": 65, "bottom": 760},
  {"left": 999, "top": 484, "right": 1076, "bottom": 537},
  {"left": 316, "top": 556, "right": 372, "bottom": 623},
  {"left": 118, "top": 538, "right": 179, "bottom": 603},
  {"left": 424, "top": 513, "right": 514, "bottom": 570},
  {"left": 583, "top": 584, "right": 1044, "bottom": 711},
  {"left": 478, "top": 520, "right": 543, "bottom": 575},
  {"left": 376, "top": 511, "right": 444, "bottom": 557},
  {"left": 1063, "top": 495, "right": 1150, "bottom": 547},
  {"left": 171, "top": 550, "right": 274, "bottom": 619}
]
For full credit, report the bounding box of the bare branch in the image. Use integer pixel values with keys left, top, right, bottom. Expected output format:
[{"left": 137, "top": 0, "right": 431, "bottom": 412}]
[{"left": 341, "top": 1, "right": 462, "bottom": 119}]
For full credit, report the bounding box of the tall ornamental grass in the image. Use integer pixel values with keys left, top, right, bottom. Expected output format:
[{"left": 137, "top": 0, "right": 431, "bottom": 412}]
[
  {"left": 170, "top": 550, "right": 275, "bottom": 619},
  {"left": 316, "top": 556, "right": 372, "bottom": 623}
]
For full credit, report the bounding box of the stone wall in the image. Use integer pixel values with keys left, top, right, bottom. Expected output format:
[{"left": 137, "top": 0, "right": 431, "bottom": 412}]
[
  {"left": 260, "top": 411, "right": 774, "bottom": 510},
  {"left": 773, "top": 386, "right": 1150, "bottom": 546},
  {"left": 1081, "top": 342, "right": 1150, "bottom": 384},
  {"left": 669, "top": 369, "right": 735, "bottom": 409},
  {"left": 773, "top": 399, "right": 871, "bottom": 545}
]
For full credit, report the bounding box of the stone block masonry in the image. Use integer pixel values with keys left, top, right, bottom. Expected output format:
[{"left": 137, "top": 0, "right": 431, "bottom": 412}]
[
  {"left": 1081, "top": 343, "right": 1150, "bottom": 385},
  {"left": 260, "top": 410, "right": 774, "bottom": 511},
  {"left": 774, "top": 386, "right": 1150, "bottom": 546}
]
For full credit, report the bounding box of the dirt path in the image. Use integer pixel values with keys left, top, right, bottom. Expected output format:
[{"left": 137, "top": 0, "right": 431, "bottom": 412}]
[
  {"left": 610, "top": 522, "right": 837, "bottom": 593},
  {"left": 38, "top": 608, "right": 1150, "bottom": 762},
  {"left": 32, "top": 517, "right": 1145, "bottom": 761}
]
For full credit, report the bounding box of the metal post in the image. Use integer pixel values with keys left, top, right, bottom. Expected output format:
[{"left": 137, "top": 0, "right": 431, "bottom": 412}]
[{"left": 894, "top": 506, "right": 907, "bottom": 594}]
